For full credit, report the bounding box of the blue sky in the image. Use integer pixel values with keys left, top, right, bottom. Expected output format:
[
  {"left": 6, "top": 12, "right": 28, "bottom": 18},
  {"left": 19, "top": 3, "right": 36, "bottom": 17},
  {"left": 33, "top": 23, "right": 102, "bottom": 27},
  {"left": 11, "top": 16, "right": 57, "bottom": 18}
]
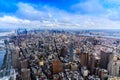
[{"left": 0, "top": 0, "right": 120, "bottom": 29}]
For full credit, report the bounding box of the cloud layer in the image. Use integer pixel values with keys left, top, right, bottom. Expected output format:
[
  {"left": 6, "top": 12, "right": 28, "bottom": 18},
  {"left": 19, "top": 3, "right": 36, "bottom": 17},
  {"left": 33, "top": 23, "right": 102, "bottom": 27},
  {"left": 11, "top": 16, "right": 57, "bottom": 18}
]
[{"left": 0, "top": 0, "right": 120, "bottom": 29}]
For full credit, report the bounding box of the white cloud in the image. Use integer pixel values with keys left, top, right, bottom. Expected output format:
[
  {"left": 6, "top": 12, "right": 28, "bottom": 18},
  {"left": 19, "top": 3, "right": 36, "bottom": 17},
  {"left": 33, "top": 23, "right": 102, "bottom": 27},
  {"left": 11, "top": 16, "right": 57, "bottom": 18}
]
[
  {"left": 0, "top": 16, "right": 30, "bottom": 28},
  {"left": 16, "top": 3, "right": 50, "bottom": 21},
  {"left": 0, "top": 2, "right": 120, "bottom": 29}
]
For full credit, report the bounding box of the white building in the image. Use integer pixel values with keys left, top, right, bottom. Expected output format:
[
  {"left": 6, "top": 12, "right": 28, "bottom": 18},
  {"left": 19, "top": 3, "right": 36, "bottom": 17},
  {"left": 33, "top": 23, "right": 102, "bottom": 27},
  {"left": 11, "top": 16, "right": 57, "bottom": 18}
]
[{"left": 108, "top": 54, "right": 120, "bottom": 76}]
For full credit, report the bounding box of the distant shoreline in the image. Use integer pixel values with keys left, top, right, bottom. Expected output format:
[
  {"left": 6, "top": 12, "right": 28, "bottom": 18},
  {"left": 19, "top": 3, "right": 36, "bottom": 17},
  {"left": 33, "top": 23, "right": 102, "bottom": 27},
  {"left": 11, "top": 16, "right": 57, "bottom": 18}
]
[{"left": 79, "top": 34, "right": 120, "bottom": 39}]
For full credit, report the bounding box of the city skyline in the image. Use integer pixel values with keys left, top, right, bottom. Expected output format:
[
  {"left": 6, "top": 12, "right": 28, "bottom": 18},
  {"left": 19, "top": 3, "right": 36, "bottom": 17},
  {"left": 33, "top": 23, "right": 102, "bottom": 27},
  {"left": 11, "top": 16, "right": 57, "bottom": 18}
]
[{"left": 0, "top": 0, "right": 120, "bottom": 29}]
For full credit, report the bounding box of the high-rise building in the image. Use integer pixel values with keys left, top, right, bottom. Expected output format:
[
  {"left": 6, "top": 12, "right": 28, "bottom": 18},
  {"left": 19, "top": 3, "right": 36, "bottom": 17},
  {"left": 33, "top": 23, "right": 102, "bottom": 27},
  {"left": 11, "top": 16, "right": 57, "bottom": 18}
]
[
  {"left": 20, "top": 59, "right": 28, "bottom": 68},
  {"left": 21, "top": 69, "right": 31, "bottom": 80},
  {"left": 70, "top": 62, "right": 78, "bottom": 71},
  {"left": 52, "top": 60, "right": 63, "bottom": 74},
  {"left": 108, "top": 54, "right": 120, "bottom": 76},
  {"left": 89, "top": 54, "right": 100, "bottom": 74},
  {"left": 99, "top": 69, "right": 108, "bottom": 80},
  {"left": 89, "top": 54, "right": 95, "bottom": 74},
  {"left": 99, "top": 51, "right": 112, "bottom": 69},
  {"left": 60, "top": 46, "right": 67, "bottom": 57},
  {"left": 80, "top": 52, "right": 89, "bottom": 67},
  {"left": 81, "top": 67, "right": 89, "bottom": 77},
  {"left": 11, "top": 47, "right": 20, "bottom": 68}
]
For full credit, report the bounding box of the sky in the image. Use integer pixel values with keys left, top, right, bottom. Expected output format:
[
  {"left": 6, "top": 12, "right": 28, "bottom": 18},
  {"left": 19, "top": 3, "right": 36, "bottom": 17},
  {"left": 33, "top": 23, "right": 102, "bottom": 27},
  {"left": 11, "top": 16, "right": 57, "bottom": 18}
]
[{"left": 0, "top": 0, "right": 120, "bottom": 29}]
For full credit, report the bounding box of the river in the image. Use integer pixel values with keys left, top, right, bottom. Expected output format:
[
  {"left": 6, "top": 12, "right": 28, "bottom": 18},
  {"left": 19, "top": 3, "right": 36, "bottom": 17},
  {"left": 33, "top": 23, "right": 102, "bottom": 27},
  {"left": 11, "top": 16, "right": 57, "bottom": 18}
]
[
  {"left": 0, "top": 31, "right": 14, "bottom": 68},
  {"left": 0, "top": 50, "right": 6, "bottom": 67}
]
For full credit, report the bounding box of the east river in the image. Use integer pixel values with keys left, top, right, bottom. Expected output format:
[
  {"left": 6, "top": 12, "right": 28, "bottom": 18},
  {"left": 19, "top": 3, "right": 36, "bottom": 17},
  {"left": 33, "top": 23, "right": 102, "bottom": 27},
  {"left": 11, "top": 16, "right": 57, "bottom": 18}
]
[{"left": 0, "top": 31, "right": 13, "bottom": 68}]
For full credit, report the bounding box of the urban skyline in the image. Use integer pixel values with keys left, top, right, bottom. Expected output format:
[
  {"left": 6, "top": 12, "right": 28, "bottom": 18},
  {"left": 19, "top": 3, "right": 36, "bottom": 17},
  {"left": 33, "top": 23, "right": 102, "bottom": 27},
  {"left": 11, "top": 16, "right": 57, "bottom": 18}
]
[{"left": 0, "top": 0, "right": 120, "bottom": 80}]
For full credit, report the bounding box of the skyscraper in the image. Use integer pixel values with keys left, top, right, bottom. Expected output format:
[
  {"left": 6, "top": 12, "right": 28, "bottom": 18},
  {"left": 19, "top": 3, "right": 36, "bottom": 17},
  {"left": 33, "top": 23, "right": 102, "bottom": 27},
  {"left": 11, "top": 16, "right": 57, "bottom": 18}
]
[
  {"left": 108, "top": 54, "right": 120, "bottom": 76},
  {"left": 80, "top": 52, "right": 89, "bottom": 67},
  {"left": 99, "top": 51, "right": 112, "bottom": 69}
]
